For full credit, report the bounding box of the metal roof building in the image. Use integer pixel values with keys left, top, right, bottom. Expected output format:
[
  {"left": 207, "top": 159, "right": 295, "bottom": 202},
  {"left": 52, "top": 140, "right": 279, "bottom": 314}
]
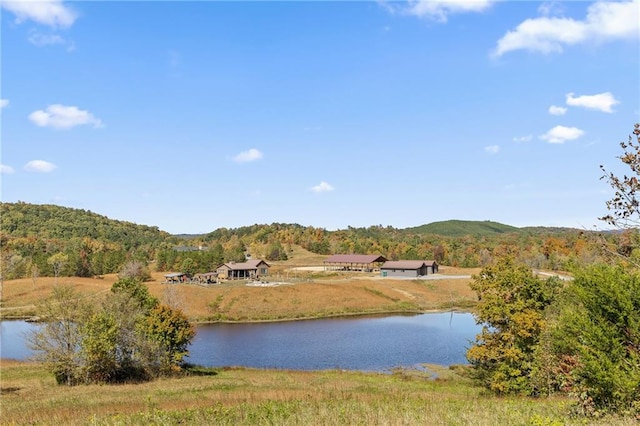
[{"left": 323, "top": 254, "right": 388, "bottom": 272}]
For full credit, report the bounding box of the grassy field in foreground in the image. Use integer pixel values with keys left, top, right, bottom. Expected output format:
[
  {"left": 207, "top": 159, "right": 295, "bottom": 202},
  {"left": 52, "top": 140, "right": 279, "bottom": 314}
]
[
  {"left": 0, "top": 359, "right": 634, "bottom": 426},
  {"left": 0, "top": 265, "right": 478, "bottom": 322}
]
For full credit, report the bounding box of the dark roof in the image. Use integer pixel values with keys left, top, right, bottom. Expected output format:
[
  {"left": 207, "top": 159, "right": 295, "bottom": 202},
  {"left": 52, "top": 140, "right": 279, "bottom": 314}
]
[
  {"left": 381, "top": 260, "right": 438, "bottom": 270},
  {"left": 324, "top": 254, "right": 388, "bottom": 264},
  {"left": 219, "top": 259, "right": 270, "bottom": 271}
]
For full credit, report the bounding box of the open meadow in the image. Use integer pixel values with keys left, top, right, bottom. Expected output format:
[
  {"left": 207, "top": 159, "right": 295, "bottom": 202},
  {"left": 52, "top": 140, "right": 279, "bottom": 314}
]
[{"left": 1, "top": 359, "right": 634, "bottom": 426}]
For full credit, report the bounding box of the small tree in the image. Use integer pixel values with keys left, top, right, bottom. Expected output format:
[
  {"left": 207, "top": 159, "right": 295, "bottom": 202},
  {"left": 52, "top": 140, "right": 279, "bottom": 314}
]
[
  {"left": 142, "top": 304, "right": 195, "bottom": 372},
  {"left": 47, "top": 252, "right": 69, "bottom": 285},
  {"left": 28, "top": 286, "right": 91, "bottom": 385},
  {"left": 31, "top": 262, "right": 39, "bottom": 291},
  {"left": 119, "top": 259, "right": 151, "bottom": 281},
  {"left": 111, "top": 276, "right": 159, "bottom": 311},
  {"left": 180, "top": 258, "right": 197, "bottom": 276}
]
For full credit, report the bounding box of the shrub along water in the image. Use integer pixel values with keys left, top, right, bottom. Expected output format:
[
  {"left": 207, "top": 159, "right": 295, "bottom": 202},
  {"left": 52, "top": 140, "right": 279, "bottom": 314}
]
[{"left": 28, "top": 277, "right": 195, "bottom": 385}]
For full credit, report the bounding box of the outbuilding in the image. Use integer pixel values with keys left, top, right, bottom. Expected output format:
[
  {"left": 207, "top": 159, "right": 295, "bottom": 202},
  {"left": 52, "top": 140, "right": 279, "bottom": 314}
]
[
  {"left": 323, "top": 254, "right": 388, "bottom": 272},
  {"left": 164, "top": 272, "right": 190, "bottom": 283},
  {"left": 380, "top": 260, "right": 439, "bottom": 278}
]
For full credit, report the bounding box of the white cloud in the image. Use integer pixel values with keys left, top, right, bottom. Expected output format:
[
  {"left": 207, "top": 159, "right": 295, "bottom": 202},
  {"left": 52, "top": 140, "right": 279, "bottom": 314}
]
[
  {"left": 565, "top": 92, "right": 619, "bottom": 113},
  {"left": 513, "top": 135, "right": 533, "bottom": 142},
  {"left": 28, "top": 104, "right": 103, "bottom": 129},
  {"left": 27, "top": 29, "right": 74, "bottom": 51},
  {"left": 540, "top": 125, "right": 585, "bottom": 144},
  {"left": 233, "top": 148, "right": 263, "bottom": 163},
  {"left": 1, "top": 164, "right": 15, "bottom": 174},
  {"left": 1, "top": 0, "right": 77, "bottom": 28},
  {"left": 549, "top": 105, "right": 567, "bottom": 115},
  {"left": 24, "top": 160, "right": 57, "bottom": 173},
  {"left": 310, "top": 181, "right": 334, "bottom": 193},
  {"left": 493, "top": 0, "right": 639, "bottom": 57},
  {"left": 399, "top": 0, "right": 496, "bottom": 22},
  {"left": 0, "top": 99, "right": 8, "bottom": 109},
  {"left": 484, "top": 145, "right": 500, "bottom": 154}
]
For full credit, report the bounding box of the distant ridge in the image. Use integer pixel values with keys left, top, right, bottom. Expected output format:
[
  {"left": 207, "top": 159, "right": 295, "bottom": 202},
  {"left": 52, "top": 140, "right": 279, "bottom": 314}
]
[{"left": 405, "top": 220, "right": 520, "bottom": 237}]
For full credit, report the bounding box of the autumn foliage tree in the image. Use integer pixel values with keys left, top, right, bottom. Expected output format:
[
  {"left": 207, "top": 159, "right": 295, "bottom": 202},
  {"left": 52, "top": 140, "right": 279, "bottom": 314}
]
[{"left": 466, "top": 257, "right": 562, "bottom": 394}]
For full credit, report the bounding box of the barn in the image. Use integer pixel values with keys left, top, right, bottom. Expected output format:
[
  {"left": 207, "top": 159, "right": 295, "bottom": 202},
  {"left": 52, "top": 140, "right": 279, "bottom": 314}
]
[
  {"left": 323, "top": 254, "right": 388, "bottom": 272},
  {"left": 380, "top": 260, "right": 439, "bottom": 278}
]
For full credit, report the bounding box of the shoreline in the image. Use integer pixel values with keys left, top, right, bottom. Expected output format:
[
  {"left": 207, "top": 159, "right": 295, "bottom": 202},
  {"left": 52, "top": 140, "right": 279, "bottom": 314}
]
[{"left": 2, "top": 306, "right": 476, "bottom": 325}]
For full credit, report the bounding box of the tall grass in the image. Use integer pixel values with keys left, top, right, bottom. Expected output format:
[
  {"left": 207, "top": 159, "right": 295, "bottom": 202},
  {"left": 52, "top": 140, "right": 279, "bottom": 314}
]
[{"left": 1, "top": 361, "right": 635, "bottom": 425}]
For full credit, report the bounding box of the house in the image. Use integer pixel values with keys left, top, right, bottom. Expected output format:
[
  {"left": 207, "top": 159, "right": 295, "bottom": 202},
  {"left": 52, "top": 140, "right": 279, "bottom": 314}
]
[
  {"left": 216, "top": 259, "right": 270, "bottom": 280},
  {"left": 380, "top": 260, "right": 439, "bottom": 278},
  {"left": 323, "top": 254, "right": 388, "bottom": 272}
]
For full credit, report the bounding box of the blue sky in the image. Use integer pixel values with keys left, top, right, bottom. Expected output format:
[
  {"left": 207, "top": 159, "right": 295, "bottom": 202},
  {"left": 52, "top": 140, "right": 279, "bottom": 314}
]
[{"left": 1, "top": 1, "right": 639, "bottom": 234}]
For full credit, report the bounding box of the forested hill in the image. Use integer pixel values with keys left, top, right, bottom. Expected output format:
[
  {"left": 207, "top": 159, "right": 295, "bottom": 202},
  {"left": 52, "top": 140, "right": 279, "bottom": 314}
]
[
  {"left": 1, "top": 202, "right": 612, "bottom": 279},
  {"left": 404, "top": 220, "right": 520, "bottom": 237},
  {"left": 0, "top": 202, "right": 171, "bottom": 246}
]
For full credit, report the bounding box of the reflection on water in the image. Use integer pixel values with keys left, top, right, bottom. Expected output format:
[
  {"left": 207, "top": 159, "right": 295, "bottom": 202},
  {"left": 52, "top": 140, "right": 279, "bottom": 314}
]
[{"left": 1, "top": 312, "right": 480, "bottom": 371}]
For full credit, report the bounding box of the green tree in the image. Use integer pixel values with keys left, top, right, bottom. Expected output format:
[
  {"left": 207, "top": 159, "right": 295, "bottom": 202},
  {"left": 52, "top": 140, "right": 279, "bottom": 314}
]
[
  {"left": 142, "top": 304, "right": 195, "bottom": 372},
  {"left": 266, "top": 241, "right": 288, "bottom": 261},
  {"left": 111, "top": 276, "right": 159, "bottom": 311},
  {"left": 549, "top": 264, "right": 640, "bottom": 415},
  {"left": 466, "top": 257, "right": 562, "bottom": 394},
  {"left": 181, "top": 257, "right": 197, "bottom": 276},
  {"left": 81, "top": 310, "right": 120, "bottom": 383}
]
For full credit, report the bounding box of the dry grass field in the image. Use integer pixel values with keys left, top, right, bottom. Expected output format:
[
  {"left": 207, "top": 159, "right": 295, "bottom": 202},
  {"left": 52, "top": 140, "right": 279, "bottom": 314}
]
[
  {"left": 1, "top": 246, "right": 479, "bottom": 322},
  {"left": 1, "top": 265, "right": 477, "bottom": 322}
]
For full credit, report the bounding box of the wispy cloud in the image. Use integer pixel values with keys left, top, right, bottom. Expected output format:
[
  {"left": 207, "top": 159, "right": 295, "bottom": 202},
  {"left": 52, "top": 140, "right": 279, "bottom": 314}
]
[
  {"left": 549, "top": 105, "right": 567, "bottom": 115},
  {"left": 537, "top": 1, "right": 566, "bottom": 17},
  {"left": 310, "top": 181, "right": 334, "bottom": 193},
  {"left": 27, "top": 29, "right": 75, "bottom": 51},
  {"left": 1, "top": 164, "right": 15, "bottom": 174},
  {"left": 540, "top": 125, "right": 585, "bottom": 144},
  {"left": 233, "top": 148, "right": 263, "bottom": 163},
  {"left": 513, "top": 135, "right": 533, "bottom": 143},
  {"left": 24, "top": 160, "right": 57, "bottom": 173},
  {"left": 0, "top": 99, "right": 8, "bottom": 109},
  {"left": 29, "top": 104, "right": 103, "bottom": 129},
  {"left": 386, "top": 0, "right": 495, "bottom": 23},
  {"left": 484, "top": 145, "right": 500, "bottom": 154},
  {"left": 493, "top": 0, "right": 639, "bottom": 57},
  {"left": 566, "top": 92, "right": 619, "bottom": 113},
  {"left": 1, "top": 0, "right": 77, "bottom": 28}
]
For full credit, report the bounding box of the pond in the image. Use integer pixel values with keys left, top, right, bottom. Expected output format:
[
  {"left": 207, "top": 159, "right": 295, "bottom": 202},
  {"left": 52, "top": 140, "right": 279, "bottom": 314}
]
[{"left": 1, "top": 312, "right": 480, "bottom": 371}]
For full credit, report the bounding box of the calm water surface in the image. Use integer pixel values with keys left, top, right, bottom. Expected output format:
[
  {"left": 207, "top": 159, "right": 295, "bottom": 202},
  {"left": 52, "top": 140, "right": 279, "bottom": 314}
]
[{"left": 1, "top": 312, "right": 480, "bottom": 371}]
